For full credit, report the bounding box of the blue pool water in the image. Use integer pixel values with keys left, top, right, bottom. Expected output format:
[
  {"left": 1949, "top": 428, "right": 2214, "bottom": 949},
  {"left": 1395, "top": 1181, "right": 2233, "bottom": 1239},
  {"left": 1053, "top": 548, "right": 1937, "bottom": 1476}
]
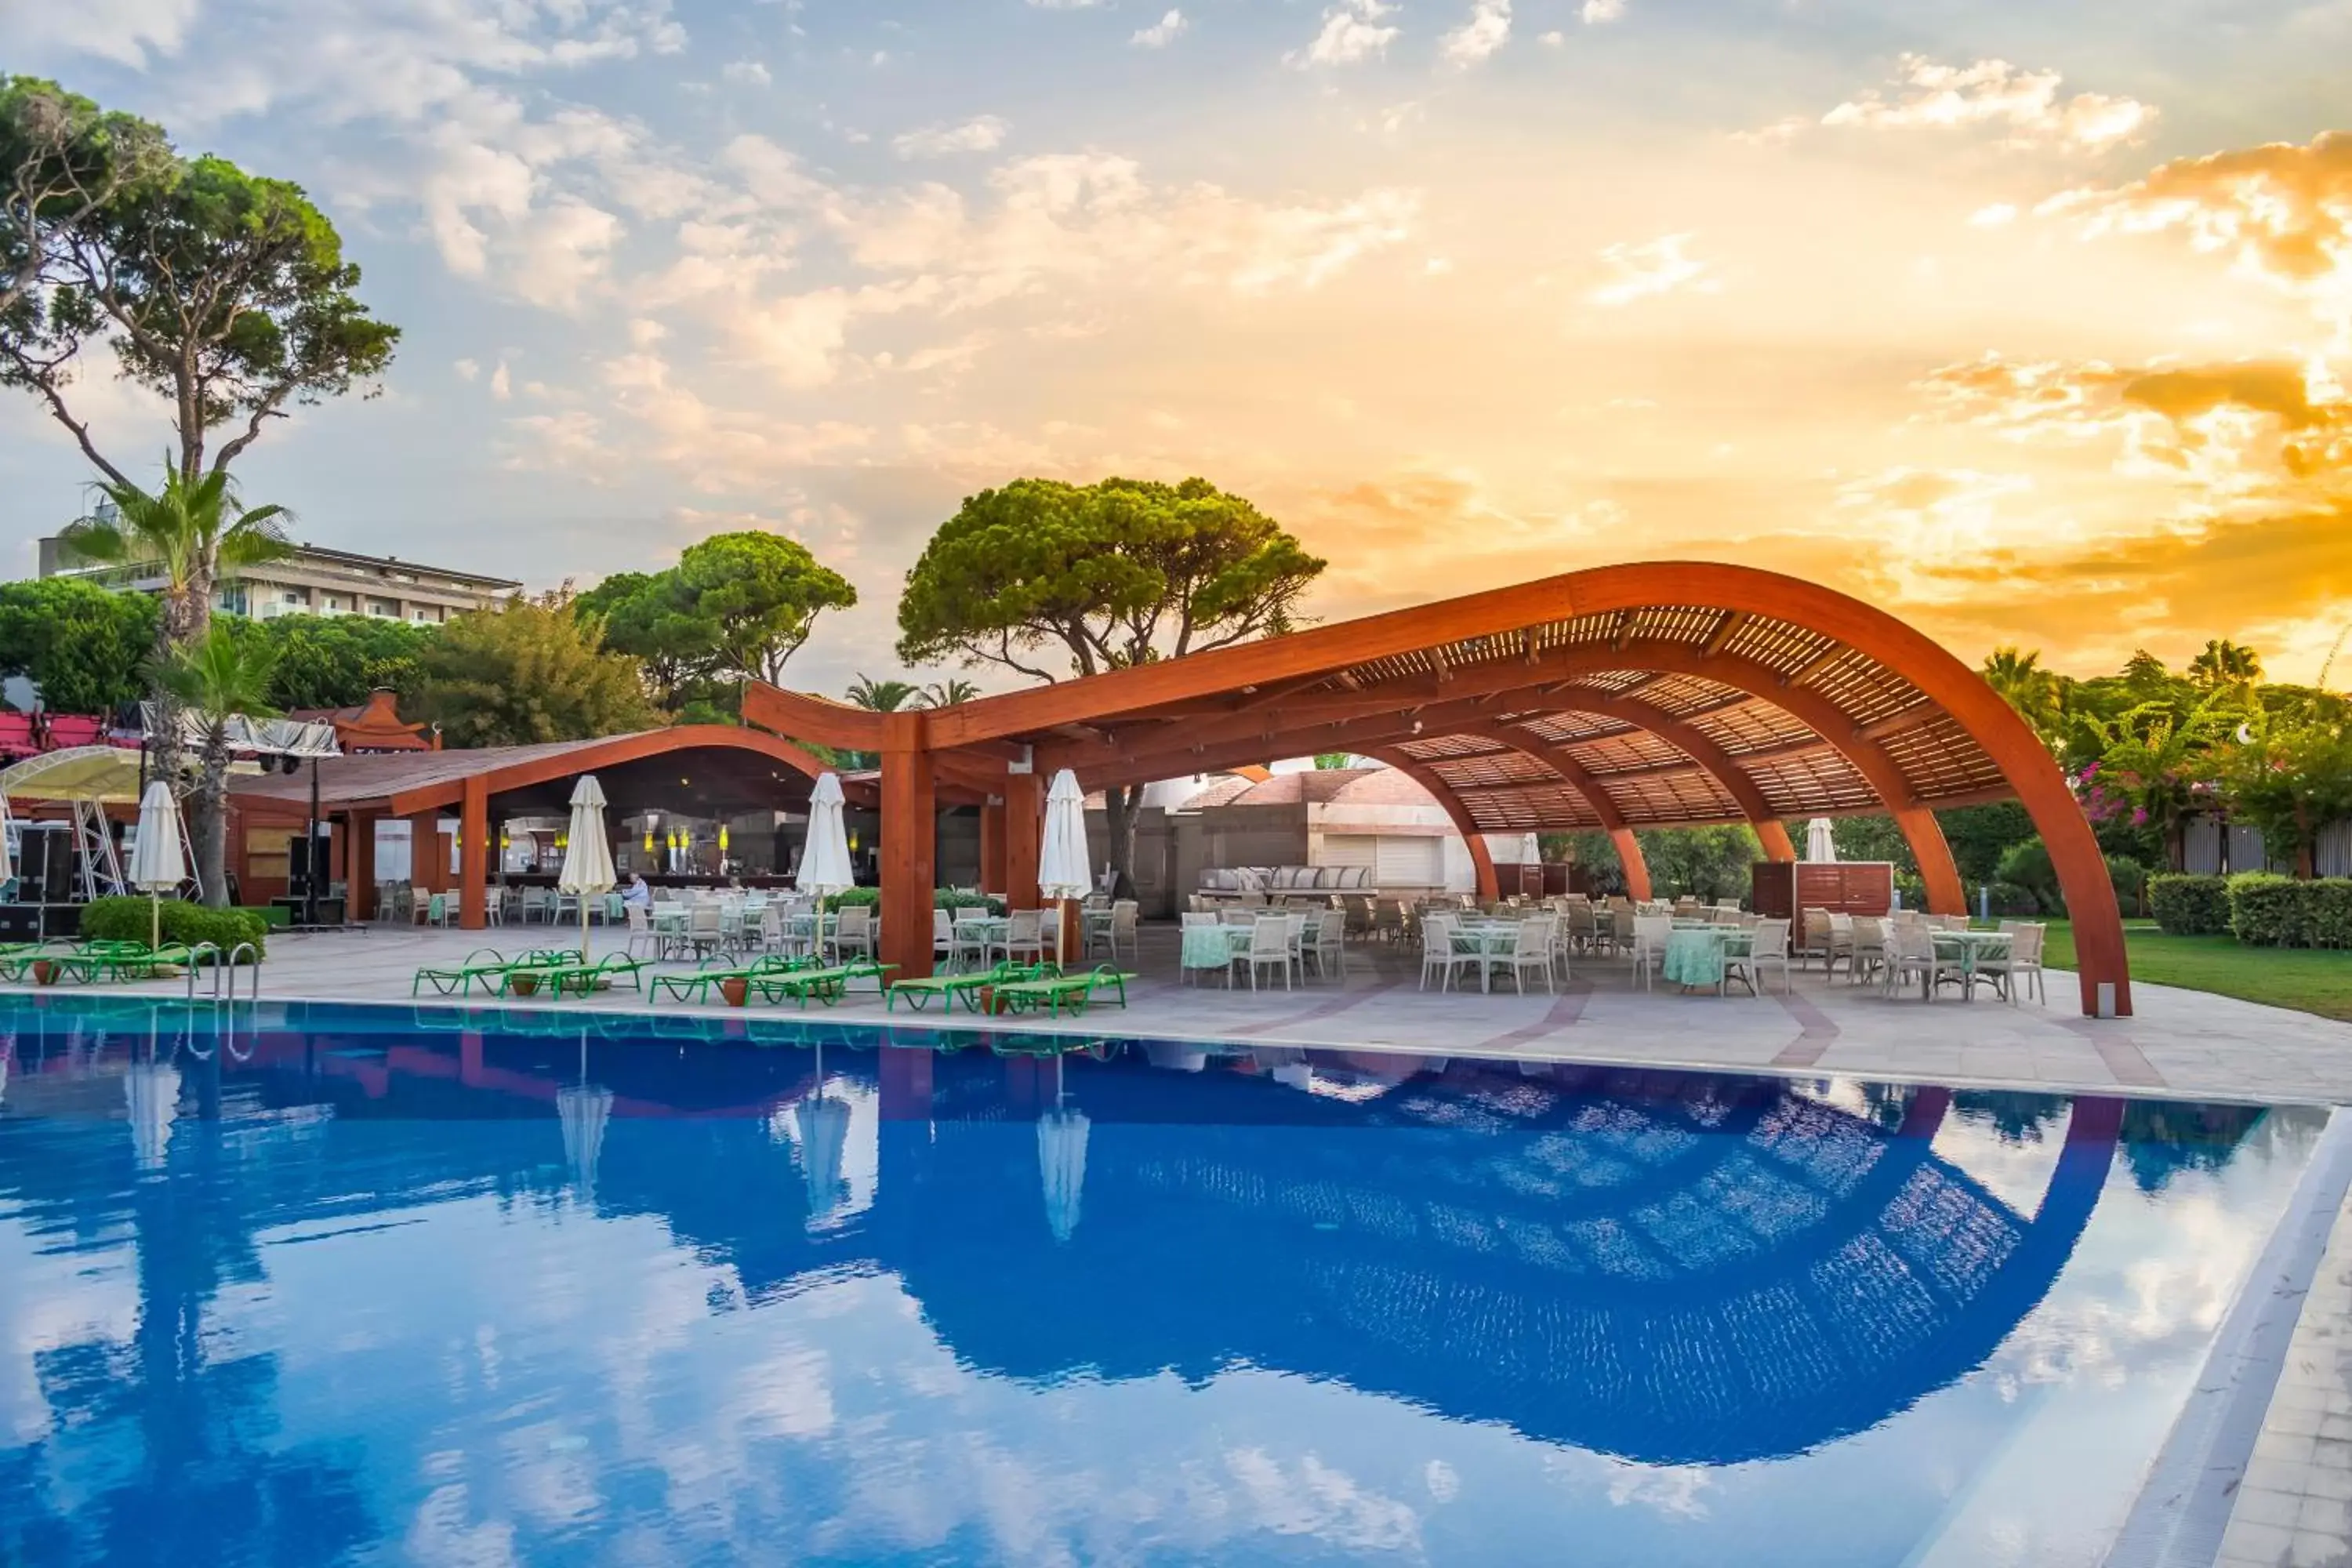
[{"left": 0, "top": 996, "right": 2324, "bottom": 1566}]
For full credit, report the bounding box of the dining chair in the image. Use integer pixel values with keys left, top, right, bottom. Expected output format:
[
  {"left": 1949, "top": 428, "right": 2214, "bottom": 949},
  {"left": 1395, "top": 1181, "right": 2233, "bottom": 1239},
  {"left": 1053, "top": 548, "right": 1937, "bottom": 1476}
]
[
  {"left": 1628, "top": 915, "right": 1671, "bottom": 991},
  {"left": 1245, "top": 915, "right": 1294, "bottom": 991}
]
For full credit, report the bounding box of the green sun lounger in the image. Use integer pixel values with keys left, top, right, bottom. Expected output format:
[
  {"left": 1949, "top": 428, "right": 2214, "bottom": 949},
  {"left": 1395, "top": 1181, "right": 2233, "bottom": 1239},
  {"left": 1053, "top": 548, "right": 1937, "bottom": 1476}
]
[
  {"left": 535, "top": 953, "right": 652, "bottom": 999},
  {"left": 412, "top": 949, "right": 574, "bottom": 997},
  {"left": 884, "top": 961, "right": 1054, "bottom": 1014},
  {"left": 649, "top": 955, "right": 807, "bottom": 1004},
  {"left": 747, "top": 962, "right": 894, "bottom": 1009},
  {"left": 989, "top": 965, "right": 1138, "bottom": 1017}
]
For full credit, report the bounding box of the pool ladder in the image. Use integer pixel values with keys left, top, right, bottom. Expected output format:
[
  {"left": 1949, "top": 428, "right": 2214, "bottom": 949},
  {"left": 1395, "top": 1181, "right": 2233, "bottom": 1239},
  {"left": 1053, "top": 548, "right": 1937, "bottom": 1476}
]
[{"left": 183, "top": 942, "right": 262, "bottom": 1006}]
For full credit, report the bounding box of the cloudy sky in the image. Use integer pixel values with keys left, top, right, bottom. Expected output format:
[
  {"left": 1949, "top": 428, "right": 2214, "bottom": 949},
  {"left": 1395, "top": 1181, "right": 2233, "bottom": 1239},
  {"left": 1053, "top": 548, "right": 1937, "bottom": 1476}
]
[{"left": 3, "top": 0, "right": 2348, "bottom": 696}]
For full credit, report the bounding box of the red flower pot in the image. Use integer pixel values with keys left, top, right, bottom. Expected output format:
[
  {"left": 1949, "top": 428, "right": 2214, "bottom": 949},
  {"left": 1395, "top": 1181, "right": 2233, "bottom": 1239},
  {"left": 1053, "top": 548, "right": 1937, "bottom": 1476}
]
[
  {"left": 508, "top": 973, "right": 540, "bottom": 997},
  {"left": 720, "top": 977, "right": 749, "bottom": 1007},
  {"left": 31, "top": 960, "right": 57, "bottom": 986}
]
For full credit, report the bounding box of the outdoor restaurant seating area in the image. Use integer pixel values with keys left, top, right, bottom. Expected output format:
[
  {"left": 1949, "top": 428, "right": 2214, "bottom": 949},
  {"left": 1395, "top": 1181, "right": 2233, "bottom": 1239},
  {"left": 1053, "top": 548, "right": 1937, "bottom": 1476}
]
[{"left": 1173, "top": 890, "right": 2049, "bottom": 1004}]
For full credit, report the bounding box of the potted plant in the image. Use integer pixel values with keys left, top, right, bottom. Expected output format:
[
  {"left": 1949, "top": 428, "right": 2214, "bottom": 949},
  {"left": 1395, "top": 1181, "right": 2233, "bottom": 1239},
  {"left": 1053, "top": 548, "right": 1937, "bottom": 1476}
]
[
  {"left": 31, "top": 959, "right": 58, "bottom": 985},
  {"left": 719, "top": 975, "right": 750, "bottom": 1007},
  {"left": 508, "top": 972, "right": 540, "bottom": 997}
]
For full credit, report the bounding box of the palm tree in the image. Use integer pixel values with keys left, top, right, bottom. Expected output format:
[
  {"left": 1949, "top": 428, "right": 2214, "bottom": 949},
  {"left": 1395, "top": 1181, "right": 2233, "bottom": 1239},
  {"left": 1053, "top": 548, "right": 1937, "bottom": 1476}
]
[
  {"left": 56, "top": 462, "right": 294, "bottom": 788},
  {"left": 844, "top": 675, "right": 920, "bottom": 713},
  {"left": 1980, "top": 646, "right": 2065, "bottom": 746},
  {"left": 2188, "top": 637, "right": 2263, "bottom": 691},
  {"left": 917, "top": 677, "right": 981, "bottom": 709},
  {"left": 149, "top": 626, "right": 279, "bottom": 906}
]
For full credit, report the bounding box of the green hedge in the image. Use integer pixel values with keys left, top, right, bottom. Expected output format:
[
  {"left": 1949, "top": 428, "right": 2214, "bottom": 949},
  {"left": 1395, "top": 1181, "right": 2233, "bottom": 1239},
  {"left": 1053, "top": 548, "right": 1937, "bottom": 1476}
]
[
  {"left": 2149, "top": 874, "right": 2230, "bottom": 935},
  {"left": 80, "top": 897, "right": 268, "bottom": 960},
  {"left": 814, "top": 888, "right": 1008, "bottom": 916},
  {"left": 2314, "top": 882, "right": 2352, "bottom": 949},
  {"left": 1986, "top": 880, "right": 2042, "bottom": 916},
  {"left": 2230, "top": 873, "right": 2314, "bottom": 947}
]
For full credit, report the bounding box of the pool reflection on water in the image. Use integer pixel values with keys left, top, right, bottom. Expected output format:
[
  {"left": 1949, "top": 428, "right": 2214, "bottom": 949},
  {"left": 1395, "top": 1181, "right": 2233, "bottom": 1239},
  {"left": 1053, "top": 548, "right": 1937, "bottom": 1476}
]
[{"left": 0, "top": 998, "right": 2321, "bottom": 1566}]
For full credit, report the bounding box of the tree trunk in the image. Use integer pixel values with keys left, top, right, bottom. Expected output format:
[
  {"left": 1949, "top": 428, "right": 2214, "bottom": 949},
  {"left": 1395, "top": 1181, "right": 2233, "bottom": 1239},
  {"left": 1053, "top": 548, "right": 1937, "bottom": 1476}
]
[
  {"left": 1102, "top": 784, "right": 1143, "bottom": 901},
  {"left": 192, "top": 742, "right": 232, "bottom": 907}
]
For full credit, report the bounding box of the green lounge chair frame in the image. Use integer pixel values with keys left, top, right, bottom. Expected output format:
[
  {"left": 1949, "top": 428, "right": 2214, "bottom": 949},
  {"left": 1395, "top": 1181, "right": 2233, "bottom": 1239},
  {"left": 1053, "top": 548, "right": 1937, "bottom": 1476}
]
[
  {"left": 412, "top": 949, "right": 575, "bottom": 998},
  {"left": 746, "top": 962, "right": 894, "bottom": 1009},
  {"left": 648, "top": 954, "right": 809, "bottom": 1004},
  {"left": 884, "top": 960, "right": 1055, "bottom": 1014},
  {"left": 535, "top": 953, "right": 652, "bottom": 999},
  {"left": 987, "top": 965, "right": 1138, "bottom": 1017}
]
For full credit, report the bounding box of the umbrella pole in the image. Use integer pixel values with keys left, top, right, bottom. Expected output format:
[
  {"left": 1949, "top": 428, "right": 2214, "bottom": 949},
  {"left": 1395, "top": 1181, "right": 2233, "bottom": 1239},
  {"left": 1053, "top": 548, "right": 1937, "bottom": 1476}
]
[
  {"left": 151, "top": 891, "right": 159, "bottom": 952},
  {"left": 581, "top": 898, "right": 591, "bottom": 964}
]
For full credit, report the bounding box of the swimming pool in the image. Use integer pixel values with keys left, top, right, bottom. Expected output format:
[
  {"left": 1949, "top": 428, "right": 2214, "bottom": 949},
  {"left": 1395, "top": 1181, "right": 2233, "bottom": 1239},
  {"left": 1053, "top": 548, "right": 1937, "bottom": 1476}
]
[{"left": 0, "top": 996, "right": 2329, "bottom": 1566}]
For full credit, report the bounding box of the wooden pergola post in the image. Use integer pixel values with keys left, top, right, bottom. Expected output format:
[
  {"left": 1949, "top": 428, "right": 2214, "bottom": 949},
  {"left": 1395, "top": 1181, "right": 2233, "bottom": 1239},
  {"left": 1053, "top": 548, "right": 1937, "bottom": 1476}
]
[
  {"left": 879, "top": 713, "right": 937, "bottom": 982},
  {"left": 459, "top": 775, "right": 489, "bottom": 931},
  {"left": 1004, "top": 771, "right": 1043, "bottom": 910}
]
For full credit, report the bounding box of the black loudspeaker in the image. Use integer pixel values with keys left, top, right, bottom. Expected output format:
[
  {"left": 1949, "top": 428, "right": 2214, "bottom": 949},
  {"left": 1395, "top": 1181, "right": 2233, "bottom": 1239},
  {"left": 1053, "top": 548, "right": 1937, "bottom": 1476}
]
[
  {"left": 288, "top": 829, "right": 331, "bottom": 898},
  {"left": 16, "top": 825, "right": 78, "bottom": 903}
]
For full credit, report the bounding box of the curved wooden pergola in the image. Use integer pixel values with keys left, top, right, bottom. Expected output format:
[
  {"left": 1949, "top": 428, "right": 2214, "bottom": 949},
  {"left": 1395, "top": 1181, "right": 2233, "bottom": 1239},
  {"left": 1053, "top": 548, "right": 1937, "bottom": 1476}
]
[{"left": 746, "top": 563, "right": 2129, "bottom": 1015}]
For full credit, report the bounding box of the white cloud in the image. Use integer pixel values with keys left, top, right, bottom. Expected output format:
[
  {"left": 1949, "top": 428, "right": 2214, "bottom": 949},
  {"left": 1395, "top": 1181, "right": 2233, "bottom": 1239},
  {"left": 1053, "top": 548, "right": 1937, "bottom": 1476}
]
[
  {"left": 1969, "top": 202, "right": 2020, "bottom": 227},
  {"left": 1540, "top": 30, "right": 1566, "bottom": 45},
  {"left": 1132, "top": 9, "right": 1188, "bottom": 47},
  {"left": 1290, "top": 0, "right": 1399, "bottom": 68},
  {"left": 489, "top": 360, "right": 513, "bottom": 401},
  {"left": 5, "top": 0, "right": 197, "bottom": 70},
  {"left": 1581, "top": 0, "right": 1625, "bottom": 23},
  {"left": 1818, "top": 53, "right": 2158, "bottom": 151},
  {"left": 1440, "top": 1, "right": 1511, "bottom": 68},
  {"left": 893, "top": 116, "right": 1011, "bottom": 159},
  {"left": 1588, "top": 233, "right": 1719, "bottom": 307},
  {"left": 721, "top": 59, "right": 771, "bottom": 85},
  {"left": 454, "top": 359, "right": 481, "bottom": 382}
]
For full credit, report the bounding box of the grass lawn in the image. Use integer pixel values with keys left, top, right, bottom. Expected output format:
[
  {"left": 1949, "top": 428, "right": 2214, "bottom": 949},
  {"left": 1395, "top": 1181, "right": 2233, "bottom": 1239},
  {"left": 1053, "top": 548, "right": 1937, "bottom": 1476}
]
[{"left": 2042, "top": 920, "right": 2352, "bottom": 1022}]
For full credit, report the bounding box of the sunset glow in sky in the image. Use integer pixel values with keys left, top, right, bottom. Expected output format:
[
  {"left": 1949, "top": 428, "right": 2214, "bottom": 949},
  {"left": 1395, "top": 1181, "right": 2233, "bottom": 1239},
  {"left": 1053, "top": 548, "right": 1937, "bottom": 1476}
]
[{"left": 4, "top": 0, "right": 2349, "bottom": 693}]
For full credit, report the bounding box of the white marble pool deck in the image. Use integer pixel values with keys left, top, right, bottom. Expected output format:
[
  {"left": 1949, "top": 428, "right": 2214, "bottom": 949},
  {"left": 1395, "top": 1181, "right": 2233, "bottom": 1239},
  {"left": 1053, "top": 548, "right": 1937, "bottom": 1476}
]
[{"left": 65, "top": 920, "right": 2352, "bottom": 1109}]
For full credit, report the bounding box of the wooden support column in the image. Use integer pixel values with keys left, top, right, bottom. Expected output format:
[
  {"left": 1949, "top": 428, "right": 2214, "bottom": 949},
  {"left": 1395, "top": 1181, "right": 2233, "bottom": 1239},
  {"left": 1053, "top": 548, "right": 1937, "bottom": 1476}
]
[
  {"left": 347, "top": 811, "right": 377, "bottom": 921},
  {"left": 879, "top": 713, "right": 938, "bottom": 981},
  {"left": 459, "top": 776, "right": 489, "bottom": 931},
  {"left": 1895, "top": 804, "right": 1966, "bottom": 916},
  {"left": 404, "top": 810, "right": 442, "bottom": 897},
  {"left": 1610, "top": 827, "right": 1653, "bottom": 902},
  {"left": 979, "top": 797, "right": 1007, "bottom": 895},
  {"left": 1004, "top": 771, "right": 1043, "bottom": 910}
]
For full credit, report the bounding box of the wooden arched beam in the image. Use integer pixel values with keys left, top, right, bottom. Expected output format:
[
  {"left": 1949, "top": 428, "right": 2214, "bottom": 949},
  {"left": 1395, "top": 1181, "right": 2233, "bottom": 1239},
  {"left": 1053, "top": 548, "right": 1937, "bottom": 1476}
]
[
  {"left": 742, "top": 685, "right": 888, "bottom": 753},
  {"left": 1359, "top": 747, "right": 1498, "bottom": 902},
  {"left": 1530, "top": 692, "right": 1798, "bottom": 863},
  {"left": 383, "top": 723, "right": 848, "bottom": 815},
  {"left": 1452, "top": 724, "right": 1652, "bottom": 901}
]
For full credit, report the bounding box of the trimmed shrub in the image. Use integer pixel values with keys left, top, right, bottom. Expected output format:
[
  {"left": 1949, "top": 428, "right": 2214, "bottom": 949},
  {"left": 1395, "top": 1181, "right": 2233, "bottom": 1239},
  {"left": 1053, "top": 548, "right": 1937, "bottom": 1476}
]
[
  {"left": 2309, "top": 880, "right": 2352, "bottom": 949},
  {"left": 1986, "top": 880, "right": 2042, "bottom": 916},
  {"left": 2228, "top": 873, "right": 2310, "bottom": 947},
  {"left": 2107, "top": 854, "right": 2149, "bottom": 919},
  {"left": 815, "top": 888, "right": 1007, "bottom": 914},
  {"left": 2148, "top": 874, "right": 2230, "bottom": 936},
  {"left": 1995, "top": 838, "right": 2062, "bottom": 914},
  {"left": 79, "top": 897, "right": 268, "bottom": 960}
]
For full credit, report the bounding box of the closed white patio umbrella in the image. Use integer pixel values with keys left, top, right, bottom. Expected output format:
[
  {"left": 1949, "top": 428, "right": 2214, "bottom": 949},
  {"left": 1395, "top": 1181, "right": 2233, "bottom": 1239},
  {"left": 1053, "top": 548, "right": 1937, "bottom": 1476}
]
[
  {"left": 792, "top": 1087, "right": 852, "bottom": 1229},
  {"left": 127, "top": 780, "right": 188, "bottom": 949},
  {"left": 1040, "top": 768, "right": 1091, "bottom": 962},
  {"left": 796, "top": 774, "right": 855, "bottom": 898},
  {"left": 1806, "top": 818, "right": 1838, "bottom": 863},
  {"left": 558, "top": 775, "right": 619, "bottom": 962},
  {"left": 557, "top": 1032, "right": 612, "bottom": 1198},
  {"left": 125, "top": 1057, "right": 180, "bottom": 1171},
  {"left": 1037, "top": 1057, "right": 1089, "bottom": 1243}
]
